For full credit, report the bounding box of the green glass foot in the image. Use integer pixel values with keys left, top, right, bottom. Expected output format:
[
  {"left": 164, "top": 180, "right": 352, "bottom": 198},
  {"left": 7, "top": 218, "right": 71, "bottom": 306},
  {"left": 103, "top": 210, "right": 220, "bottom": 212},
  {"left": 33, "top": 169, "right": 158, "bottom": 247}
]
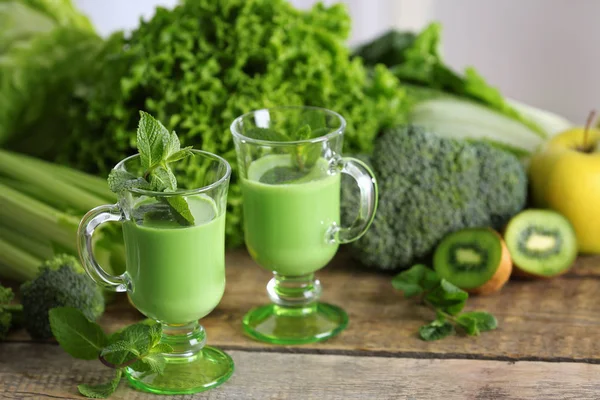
[
  {"left": 125, "top": 323, "right": 234, "bottom": 395},
  {"left": 125, "top": 346, "right": 234, "bottom": 395},
  {"left": 242, "top": 302, "right": 348, "bottom": 345}
]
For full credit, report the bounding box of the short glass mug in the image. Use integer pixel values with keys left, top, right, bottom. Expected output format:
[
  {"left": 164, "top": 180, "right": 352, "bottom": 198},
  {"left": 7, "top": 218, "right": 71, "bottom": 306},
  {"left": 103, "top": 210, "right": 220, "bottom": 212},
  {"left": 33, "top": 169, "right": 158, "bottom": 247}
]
[
  {"left": 231, "top": 106, "right": 378, "bottom": 345},
  {"left": 77, "top": 150, "right": 234, "bottom": 395}
]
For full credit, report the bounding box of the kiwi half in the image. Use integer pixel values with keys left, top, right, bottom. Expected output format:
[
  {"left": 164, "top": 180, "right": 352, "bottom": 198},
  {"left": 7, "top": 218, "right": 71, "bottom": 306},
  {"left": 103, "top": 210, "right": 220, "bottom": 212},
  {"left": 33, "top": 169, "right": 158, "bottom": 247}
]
[
  {"left": 433, "top": 228, "right": 512, "bottom": 295},
  {"left": 503, "top": 209, "right": 577, "bottom": 278}
]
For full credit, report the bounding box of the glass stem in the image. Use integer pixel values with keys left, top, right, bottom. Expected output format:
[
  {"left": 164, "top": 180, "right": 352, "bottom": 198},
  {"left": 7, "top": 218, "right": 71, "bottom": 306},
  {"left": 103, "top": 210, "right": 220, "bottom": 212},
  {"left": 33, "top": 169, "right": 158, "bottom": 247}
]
[
  {"left": 160, "top": 321, "right": 206, "bottom": 358},
  {"left": 267, "top": 273, "right": 322, "bottom": 311}
]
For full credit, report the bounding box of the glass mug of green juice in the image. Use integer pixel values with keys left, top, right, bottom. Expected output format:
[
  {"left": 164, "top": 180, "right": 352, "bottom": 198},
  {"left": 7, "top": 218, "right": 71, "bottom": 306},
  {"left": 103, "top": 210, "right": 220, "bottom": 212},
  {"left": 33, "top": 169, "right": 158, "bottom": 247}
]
[
  {"left": 77, "top": 150, "right": 234, "bottom": 394},
  {"left": 231, "top": 106, "right": 378, "bottom": 345}
]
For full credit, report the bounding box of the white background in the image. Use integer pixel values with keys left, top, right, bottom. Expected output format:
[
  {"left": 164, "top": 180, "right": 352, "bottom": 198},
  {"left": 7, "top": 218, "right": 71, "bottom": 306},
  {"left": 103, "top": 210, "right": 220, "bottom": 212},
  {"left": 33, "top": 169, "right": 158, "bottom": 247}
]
[{"left": 76, "top": 0, "right": 599, "bottom": 124}]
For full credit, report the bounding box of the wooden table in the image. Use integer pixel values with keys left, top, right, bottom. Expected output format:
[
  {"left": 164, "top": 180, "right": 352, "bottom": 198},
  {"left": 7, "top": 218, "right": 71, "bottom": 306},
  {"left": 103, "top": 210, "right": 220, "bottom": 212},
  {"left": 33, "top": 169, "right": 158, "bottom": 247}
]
[{"left": 2, "top": 250, "right": 600, "bottom": 399}]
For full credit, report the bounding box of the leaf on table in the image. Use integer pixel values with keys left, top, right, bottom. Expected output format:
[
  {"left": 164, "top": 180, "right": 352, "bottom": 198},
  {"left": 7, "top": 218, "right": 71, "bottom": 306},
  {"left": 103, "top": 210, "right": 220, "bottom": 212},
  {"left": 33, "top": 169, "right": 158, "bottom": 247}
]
[
  {"left": 78, "top": 370, "right": 122, "bottom": 399},
  {"left": 49, "top": 307, "right": 107, "bottom": 360},
  {"left": 392, "top": 264, "right": 441, "bottom": 297},
  {"left": 456, "top": 311, "right": 498, "bottom": 336},
  {"left": 419, "top": 318, "right": 455, "bottom": 341},
  {"left": 424, "top": 279, "right": 468, "bottom": 316}
]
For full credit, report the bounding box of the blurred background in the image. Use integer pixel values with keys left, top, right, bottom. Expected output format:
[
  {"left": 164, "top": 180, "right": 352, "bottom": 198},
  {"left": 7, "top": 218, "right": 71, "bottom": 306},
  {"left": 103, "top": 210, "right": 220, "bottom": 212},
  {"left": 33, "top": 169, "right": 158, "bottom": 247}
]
[{"left": 75, "top": 0, "right": 598, "bottom": 124}]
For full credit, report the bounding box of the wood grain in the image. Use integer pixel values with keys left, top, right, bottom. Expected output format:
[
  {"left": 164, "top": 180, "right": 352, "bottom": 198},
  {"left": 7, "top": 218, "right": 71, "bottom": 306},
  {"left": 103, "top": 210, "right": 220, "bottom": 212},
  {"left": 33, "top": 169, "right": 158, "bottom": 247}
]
[
  {"left": 1, "top": 342, "right": 599, "bottom": 400},
  {"left": 7, "top": 251, "right": 600, "bottom": 362}
]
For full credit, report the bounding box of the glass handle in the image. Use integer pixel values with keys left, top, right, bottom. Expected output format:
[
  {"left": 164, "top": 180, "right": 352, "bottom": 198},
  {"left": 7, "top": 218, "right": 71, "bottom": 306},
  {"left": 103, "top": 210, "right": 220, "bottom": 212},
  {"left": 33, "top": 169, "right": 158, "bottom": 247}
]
[
  {"left": 329, "top": 157, "right": 378, "bottom": 244},
  {"left": 77, "top": 204, "right": 128, "bottom": 292}
]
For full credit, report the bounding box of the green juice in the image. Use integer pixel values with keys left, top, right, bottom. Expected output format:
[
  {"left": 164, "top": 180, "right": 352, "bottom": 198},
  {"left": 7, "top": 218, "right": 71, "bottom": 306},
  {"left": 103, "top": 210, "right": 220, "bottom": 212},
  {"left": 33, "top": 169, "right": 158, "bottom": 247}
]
[
  {"left": 242, "top": 155, "right": 341, "bottom": 276},
  {"left": 123, "top": 195, "right": 225, "bottom": 324}
]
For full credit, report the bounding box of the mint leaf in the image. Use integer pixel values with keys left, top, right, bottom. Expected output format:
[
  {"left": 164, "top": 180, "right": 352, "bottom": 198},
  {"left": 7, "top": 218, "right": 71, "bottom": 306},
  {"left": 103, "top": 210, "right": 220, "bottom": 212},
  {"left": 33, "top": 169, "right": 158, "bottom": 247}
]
[
  {"left": 392, "top": 264, "right": 441, "bottom": 297},
  {"left": 150, "top": 166, "right": 177, "bottom": 191},
  {"left": 456, "top": 312, "right": 498, "bottom": 336},
  {"left": 129, "top": 353, "right": 167, "bottom": 375},
  {"left": 164, "top": 196, "right": 195, "bottom": 226},
  {"left": 148, "top": 323, "right": 162, "bottom": 348},
  {"left": 164, "top": 130, "right": 181, "bottom": 159},
  {"left": 424, "top": 279, "right": 468, "bottom": 316},
  {"left": 137, "top": 111, "right": 169, "bottom": 170},
  {"left": 107, "top": 169, "right": 151, "bottom": 193},
  {"left": 149, "top": 343, "right": 173, "bottom": 354},
  {"left": 118, "top": 323, "right": 154, "bottom": 356},
  {"left": 78, "top": 370, "right": 122, "bottom": 399},
  {"left": 294, "top": 124, "right": 312, "bottom": 140},
  {"left": 49, "top": 307, "right": 107, "bottom": 360},
  {"left": 101, "top": 340, "right": 140, "bottom": 358},
  {"left": 166, "top": 147, "right": 193, "bottom": 163},
  {"left": 419, "top": 319, "right": 455, "bottom": 341},
  {"left": 245, "top": 127, "right": 288, "bottom": 141}
]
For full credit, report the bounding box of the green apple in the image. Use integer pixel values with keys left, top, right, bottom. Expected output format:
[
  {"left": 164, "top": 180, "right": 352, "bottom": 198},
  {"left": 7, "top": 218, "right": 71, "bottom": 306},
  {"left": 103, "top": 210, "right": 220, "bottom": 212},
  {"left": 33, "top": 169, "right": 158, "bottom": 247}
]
[{"left": 528, "top": 124, "right": 600, "bottom": 253}]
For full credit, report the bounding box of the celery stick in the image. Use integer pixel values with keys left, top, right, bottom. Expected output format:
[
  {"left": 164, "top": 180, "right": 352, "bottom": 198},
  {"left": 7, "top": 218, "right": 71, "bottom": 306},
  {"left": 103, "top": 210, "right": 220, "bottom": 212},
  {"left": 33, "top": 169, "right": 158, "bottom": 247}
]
[
  {"left": 0, "top": 183, "right": 79, "bottom": 252},
  {"left": 0, "top": 177, "right": 72, "bottom": 212},
  {"left": 1, "top": 149, "right": 117, "bottom": 203},
  {"left": 0, "top": 149, "right": 108, "bottom": 213},
  {"left": 0, "top": 238, "right": 42, "bottom": 281},
  {"left": 0, "top": 225, "right": 54, "bottom": 261}
]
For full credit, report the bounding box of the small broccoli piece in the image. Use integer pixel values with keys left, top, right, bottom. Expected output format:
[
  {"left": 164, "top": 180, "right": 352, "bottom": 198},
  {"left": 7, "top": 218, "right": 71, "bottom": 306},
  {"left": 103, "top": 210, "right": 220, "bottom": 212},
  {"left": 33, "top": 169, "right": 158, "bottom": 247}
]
[
  {"left": 0, "top": 285, "right": 23, "bottom": 340},
  {"left": 20, "top": 254, "right": 104, "bottom": 339},
  {"left": 343, "top": 126, "right": 526, "bottom": 271}
]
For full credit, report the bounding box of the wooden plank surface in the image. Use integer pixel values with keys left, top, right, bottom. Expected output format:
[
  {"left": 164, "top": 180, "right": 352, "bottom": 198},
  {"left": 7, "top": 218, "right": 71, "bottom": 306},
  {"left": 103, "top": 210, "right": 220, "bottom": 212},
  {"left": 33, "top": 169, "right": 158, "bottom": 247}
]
[
  {"left": 1, "top": 342, "right": 599, "bottom": 400},
  {"left": 7, "top": 250, "right": 600, "bottom": 363}
]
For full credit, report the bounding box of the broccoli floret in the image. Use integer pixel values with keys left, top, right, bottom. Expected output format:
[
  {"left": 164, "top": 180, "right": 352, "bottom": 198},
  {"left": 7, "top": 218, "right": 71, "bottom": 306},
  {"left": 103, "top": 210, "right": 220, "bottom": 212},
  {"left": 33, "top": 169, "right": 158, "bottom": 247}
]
[
  {"left": 20, "top": 254, "right": 104, "bottom": 339},
  {"left": 343, "top": 126, "right": 526, "bottom": 270},
  {"left": 0, "top": 285, "right": 23, "bottom": 340}
]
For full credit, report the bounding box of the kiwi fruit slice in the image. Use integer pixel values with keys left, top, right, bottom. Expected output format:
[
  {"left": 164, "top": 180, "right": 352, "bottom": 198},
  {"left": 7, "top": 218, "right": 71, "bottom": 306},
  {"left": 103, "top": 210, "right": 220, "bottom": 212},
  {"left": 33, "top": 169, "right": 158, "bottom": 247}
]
[
  {"left": 433, "top": 228, "right": 512, "bottom": 295},
  {"left": 503, "top": 209, "right": 577, "bottom": 278}
]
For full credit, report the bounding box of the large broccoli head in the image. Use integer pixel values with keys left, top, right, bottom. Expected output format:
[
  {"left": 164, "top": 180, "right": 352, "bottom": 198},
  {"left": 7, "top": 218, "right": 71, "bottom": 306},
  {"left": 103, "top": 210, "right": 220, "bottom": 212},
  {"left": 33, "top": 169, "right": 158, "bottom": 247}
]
[
  {"left": 20, "top": 254, "right": 104, "bottom": 339},
  {"left": 344, "top": 126, "right": 527, "bottom": 271}
]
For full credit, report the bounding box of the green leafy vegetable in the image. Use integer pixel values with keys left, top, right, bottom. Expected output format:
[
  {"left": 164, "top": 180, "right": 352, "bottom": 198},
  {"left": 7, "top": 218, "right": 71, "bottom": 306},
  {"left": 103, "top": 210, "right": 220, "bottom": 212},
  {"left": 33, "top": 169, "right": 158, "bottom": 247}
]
[
  {"left": 50, "top": 307, "right": 173, "bottom": 399},
  {"left": 0, "top": 0, "right": 102, "bottom": 156},
  {"left": 107, "top": 111, "right": 195, "bottom": 226},
  {"left": 41, "top": 0, "right": 406, "bottom": 248},
  {"left": 355, "top": 23, "right": 573, "bottom": 157},
  {"left": 393, "top": 265, "right": 498, "bottom": 341}
]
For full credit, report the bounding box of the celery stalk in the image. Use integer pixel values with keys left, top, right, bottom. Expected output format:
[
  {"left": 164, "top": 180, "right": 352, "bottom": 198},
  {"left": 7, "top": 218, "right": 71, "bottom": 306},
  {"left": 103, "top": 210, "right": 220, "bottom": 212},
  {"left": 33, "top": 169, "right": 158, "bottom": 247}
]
[
  {"left": 0, "top": 225, "right": 54, "bottom": 261},
  {"left": 0, "top": 149, "right": 110, "bottom": 213},
  {"left": 4, "top": 150, "right": 117, "bottom": 203},
  {"left": 0, "top": 238, "right": 42, "bottom": 281},
  {"left": 0, "top": 182, "right": 79, "bottom": 252}
]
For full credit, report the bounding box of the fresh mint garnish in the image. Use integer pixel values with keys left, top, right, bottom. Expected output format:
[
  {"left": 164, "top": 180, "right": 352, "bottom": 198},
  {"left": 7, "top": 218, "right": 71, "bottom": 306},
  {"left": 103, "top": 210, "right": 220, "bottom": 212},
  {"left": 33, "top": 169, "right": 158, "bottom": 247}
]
[
  {"left": 50, "top": 307, "right": 173, "bottom": 398},
  {"left": 107, "top": 111, "right": 195, "bottom": 226},
  {"left": 392, "top": 265, "right": 498, "bottom": 341},
  {"left": 245, "top": 109, "right": 328, "bottom": 174},
  {"left": 48, "top": 307, "right": 108, "bottom": 360}
]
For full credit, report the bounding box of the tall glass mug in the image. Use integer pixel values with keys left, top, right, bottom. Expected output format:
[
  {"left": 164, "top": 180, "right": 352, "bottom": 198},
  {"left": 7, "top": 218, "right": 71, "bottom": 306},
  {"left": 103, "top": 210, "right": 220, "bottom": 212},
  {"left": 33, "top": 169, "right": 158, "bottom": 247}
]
[
  {"left": 77, "top": 150, "right": 234, "bottom": 395},
  {"left": 231, "top": 106, "right": 378, "bottom": 344}
]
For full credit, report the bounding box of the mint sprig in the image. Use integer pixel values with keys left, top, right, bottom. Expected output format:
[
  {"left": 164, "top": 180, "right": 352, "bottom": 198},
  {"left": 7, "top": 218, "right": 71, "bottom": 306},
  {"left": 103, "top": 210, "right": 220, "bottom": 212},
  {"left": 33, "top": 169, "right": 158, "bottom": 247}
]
[
  {"left": 392, "top": 264, "right": 498, "bottom": 341},
  {"left": 107, "top": 111, "right": 195, "bottom": 226},
  {"left": 49, "top": 307, "right": 173, "bottom": 398}
]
